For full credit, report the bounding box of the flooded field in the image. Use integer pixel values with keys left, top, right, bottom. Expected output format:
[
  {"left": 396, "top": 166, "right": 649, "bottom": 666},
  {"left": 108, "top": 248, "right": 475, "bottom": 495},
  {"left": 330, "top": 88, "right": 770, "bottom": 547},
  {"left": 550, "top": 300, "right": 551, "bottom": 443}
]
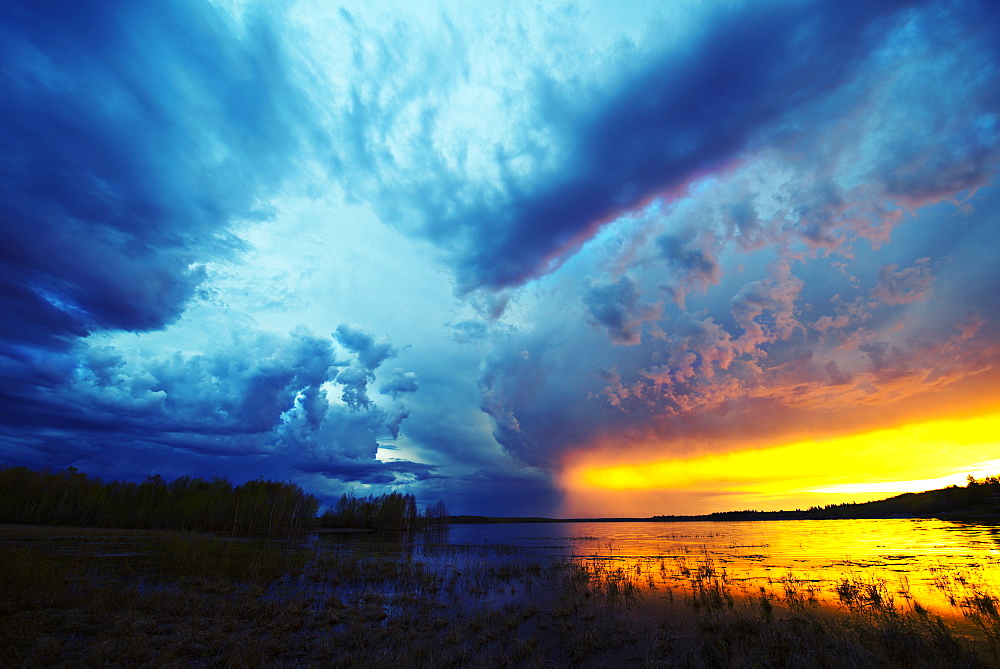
[
  {"left": 436, "top": 519, "right": 1000, "bottom": 619},
  {"left": 2, "top": 519, "right": 999, "bottom": 666}
]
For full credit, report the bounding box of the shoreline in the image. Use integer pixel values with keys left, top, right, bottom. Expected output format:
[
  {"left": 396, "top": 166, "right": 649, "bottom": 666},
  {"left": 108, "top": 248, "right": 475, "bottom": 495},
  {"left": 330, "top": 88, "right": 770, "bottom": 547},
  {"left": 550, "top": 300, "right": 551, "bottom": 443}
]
[{"left": 448, "top": 511, "right": 1000, "bottom": 524}]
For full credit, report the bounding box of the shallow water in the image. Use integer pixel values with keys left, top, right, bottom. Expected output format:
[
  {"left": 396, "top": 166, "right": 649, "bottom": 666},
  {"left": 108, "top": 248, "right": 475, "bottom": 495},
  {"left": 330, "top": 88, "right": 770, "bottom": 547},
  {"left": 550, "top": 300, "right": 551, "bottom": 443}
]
[
  {"left": 455, "top": 519, "right": 1000, "bottom": 616},
  {"left": 315, "top": 519, "right": 1000, "bottom": 619},
  {"left": 6, "top": 519, "right": 996, "bottom": 621},
  {"left": 10, "top": 522, "right": 996, "bottom": 666}
]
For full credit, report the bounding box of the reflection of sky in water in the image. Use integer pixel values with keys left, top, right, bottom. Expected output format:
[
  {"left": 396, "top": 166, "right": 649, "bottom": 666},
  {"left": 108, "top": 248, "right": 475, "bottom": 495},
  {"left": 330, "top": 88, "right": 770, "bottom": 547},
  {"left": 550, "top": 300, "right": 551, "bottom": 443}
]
[{"left": 435, "top": 520, "right": 1000, "bottom": 618}]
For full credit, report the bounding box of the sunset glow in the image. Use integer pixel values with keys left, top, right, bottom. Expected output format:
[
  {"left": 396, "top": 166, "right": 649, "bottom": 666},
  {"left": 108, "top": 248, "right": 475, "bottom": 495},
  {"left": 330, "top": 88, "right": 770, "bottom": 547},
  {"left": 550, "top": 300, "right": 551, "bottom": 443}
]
[{"left": 562, "top": 410, "right": 1000, "bottom": 516}]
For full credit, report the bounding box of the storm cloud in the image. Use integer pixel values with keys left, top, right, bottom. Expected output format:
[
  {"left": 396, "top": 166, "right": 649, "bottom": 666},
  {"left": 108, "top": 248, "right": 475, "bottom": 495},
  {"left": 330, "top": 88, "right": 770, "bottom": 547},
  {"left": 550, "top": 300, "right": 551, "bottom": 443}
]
[
  {"left": 2, "top": 0, "right": 999, "bottom": 515},
  {"left": 0, "top": 0, "right": 310, "bottom": 347}
]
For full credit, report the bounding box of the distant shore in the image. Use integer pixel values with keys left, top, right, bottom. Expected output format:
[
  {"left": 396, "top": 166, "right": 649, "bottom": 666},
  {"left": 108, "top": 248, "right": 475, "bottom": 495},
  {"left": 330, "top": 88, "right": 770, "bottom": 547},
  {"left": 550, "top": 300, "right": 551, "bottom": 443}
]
[
  {"left": 449, "top": 511, "right": 999, "bottom": 524},
  {"left": 450, "top": 478, "right": 1000, "bottom": 525}
]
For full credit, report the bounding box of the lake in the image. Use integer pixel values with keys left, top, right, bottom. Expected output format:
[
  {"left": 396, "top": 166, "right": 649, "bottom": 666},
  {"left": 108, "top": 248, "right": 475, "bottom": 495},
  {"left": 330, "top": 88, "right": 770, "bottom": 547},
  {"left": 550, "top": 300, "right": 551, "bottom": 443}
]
[
  {"left": 317, "top": 518, "right": 1000, "bottom": 620},
  {"left": 4, "top": 519, "right": 1000, "bottom": 665}
]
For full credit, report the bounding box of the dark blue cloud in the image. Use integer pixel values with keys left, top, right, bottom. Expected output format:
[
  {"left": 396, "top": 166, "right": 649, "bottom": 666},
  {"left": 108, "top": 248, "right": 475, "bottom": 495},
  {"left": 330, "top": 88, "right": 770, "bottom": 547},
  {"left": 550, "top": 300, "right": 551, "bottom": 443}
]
[
  {"left": 458, "top": 0, "right": 908, "bottom": 289},
  {"left": 0, "top": 0, "right": 441, "bottom": 504},
  {"left": 433, "top": 469, "right": 562, "bottom": 517},
  {"left": 300, "top": 458, "right": 438, "bottom": 486},
  {"left": 459, "top": 0, "right": 1000, "bottom": 480},
  {"left": 333, "top": 324, "right": 402, "bottom": 412},
  {"left": 0, "top": 2, "right": 429, "bottom": 494},
  {"left": 342, "top": 0, "right": 932, "bottom": 293},
  {"left": 380, "top": 369, "right": 420, "bottom": 397},
  {"left": 336, "top": 366, "right": 375, "bottom": 411},
  {"left": 334, "top": 324, "right": 397, "bottom": 371},
  {"left": 583, "top": 276, "right": 657, "bottom": 345},
  {"left": 658, "top": 228, "right": 721, "bottom": 302},
  {"left": 0, "top": 0, "right": 308, "bottom": 347},
  {"left": 0, "top": 326, "right": 431, "bottom": 490},
  {"left": 1, "top": 329, "right": 335, "bottom": 445},
  {"left": 3, "top": 0, "right": 1000, "bottom": 517},
  {"left": 479, "top": 189, "right": 1000, "bottom": 470}
]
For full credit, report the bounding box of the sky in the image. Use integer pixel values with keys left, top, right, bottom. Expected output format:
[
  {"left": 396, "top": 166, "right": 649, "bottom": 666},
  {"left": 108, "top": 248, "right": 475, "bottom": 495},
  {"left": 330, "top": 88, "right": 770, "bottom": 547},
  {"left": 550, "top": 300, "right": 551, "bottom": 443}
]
[{"left": 2, "top": 0, "right": 999, "bottom": 517}]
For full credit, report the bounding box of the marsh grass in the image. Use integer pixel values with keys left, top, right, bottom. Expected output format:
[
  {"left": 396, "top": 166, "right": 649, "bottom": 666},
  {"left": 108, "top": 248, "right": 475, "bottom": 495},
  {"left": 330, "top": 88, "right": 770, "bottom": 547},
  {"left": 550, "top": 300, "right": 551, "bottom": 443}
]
[{"left": 2, "top": 525, "right": 999, "bottom": 667}]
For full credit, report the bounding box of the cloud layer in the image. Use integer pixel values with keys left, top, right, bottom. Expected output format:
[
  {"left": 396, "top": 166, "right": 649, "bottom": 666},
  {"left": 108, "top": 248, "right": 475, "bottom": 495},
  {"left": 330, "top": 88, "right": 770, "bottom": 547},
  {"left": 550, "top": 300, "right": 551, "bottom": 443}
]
[{"left": 1, "top": 0, "right": 999, "bottom": 514}]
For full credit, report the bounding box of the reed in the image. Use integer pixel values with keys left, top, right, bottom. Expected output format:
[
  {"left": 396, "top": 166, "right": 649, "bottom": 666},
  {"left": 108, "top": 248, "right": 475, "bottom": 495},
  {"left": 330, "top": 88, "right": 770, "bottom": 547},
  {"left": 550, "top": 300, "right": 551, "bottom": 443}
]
[{"left": 1, "top": 525, "right": 997, "bottom": 667}]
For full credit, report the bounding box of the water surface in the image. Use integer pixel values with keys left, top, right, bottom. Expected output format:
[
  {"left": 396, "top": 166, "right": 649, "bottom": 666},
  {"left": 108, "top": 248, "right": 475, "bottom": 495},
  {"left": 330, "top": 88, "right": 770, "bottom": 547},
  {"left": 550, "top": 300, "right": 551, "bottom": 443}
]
[{"left": 321, "top": 519, "right": 1000, "bottom": 619}]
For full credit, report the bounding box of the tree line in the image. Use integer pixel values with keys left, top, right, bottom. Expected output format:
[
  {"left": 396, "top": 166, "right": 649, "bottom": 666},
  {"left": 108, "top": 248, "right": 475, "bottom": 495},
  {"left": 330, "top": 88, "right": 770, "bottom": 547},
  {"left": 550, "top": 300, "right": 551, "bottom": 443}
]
[
  {"left": 319, "top": 491, "right": 449, "bottom": 530},
  {"left": 652, "top": 474, "right": 1000, "bottom": 522},
  {"left": 0, "top": 465, "right": 319, "bottom": 535}
]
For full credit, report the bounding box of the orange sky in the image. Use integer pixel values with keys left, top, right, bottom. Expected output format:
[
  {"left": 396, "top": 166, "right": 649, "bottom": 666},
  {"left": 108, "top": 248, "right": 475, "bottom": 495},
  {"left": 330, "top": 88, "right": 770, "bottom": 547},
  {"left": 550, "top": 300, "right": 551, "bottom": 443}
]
[{"left": 559, "top": 405, "right": 1000, "bottom": 517}]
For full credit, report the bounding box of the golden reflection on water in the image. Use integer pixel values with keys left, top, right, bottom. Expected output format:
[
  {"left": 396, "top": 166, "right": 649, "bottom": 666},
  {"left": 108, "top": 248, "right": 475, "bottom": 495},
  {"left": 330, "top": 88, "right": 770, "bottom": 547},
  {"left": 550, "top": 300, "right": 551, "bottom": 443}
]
[{"left": 468, "top": 519, "right": 1000, "bottom": 619}]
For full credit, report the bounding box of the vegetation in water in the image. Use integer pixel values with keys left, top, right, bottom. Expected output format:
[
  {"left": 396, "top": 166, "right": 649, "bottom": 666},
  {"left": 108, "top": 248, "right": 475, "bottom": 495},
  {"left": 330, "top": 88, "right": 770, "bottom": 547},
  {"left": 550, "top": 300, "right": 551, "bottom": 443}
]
[
  {"left": 1, "top": 463, "right": 998, "bottom": 664},
  {"left": 2, "top": 524, "right": 999, "bottom": 667}
]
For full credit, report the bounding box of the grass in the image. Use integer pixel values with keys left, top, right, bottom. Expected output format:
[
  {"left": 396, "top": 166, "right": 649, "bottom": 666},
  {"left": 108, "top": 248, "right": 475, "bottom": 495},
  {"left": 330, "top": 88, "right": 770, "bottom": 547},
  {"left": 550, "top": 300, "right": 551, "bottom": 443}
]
[{"left": 1, "top": 524, "right": 999, "bottom": 667}]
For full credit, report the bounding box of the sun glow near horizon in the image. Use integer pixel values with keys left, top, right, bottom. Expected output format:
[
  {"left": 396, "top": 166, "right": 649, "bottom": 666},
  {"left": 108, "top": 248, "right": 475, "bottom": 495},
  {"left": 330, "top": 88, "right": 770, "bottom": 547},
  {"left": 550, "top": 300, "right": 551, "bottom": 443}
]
[{"left": 560, "top": 410, "right": 1000, "bottom": 517}]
